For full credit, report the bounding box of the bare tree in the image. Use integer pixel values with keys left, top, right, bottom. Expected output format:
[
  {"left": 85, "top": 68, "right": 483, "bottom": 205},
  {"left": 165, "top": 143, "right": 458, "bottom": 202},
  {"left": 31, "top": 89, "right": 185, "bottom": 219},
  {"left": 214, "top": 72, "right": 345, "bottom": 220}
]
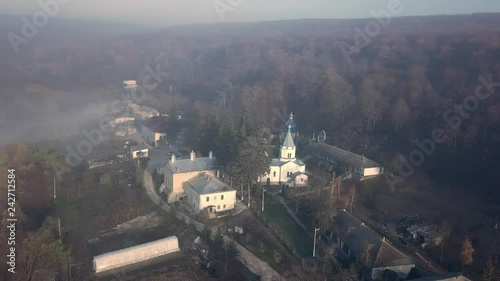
[
  {"left": 359, "top": 242, "right": 375, "bottom": 268},
  {"left": 460, "top": 237, "right": 475, "bottom": 266},
  {"left": 391, "top": 97, "right": 411, "bottom": 131},
  {"left": 359, "top": 86, "right": 385, "bottom": 134},
  {"left": 347, "top": 185, "right": 356, "bottom": 214},
  {"left": 438, "top": 221, "right": 452, "bottom": 265},
  {"left": 333, "top": 265, "right": 359, "bottom": 281}
]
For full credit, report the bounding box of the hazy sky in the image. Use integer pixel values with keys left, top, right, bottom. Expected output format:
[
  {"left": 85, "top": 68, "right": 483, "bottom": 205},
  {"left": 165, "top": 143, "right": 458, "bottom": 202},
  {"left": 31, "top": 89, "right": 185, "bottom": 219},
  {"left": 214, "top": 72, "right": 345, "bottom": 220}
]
[{"left": 3, "top": 0, "right": 500, "bottom": 26}]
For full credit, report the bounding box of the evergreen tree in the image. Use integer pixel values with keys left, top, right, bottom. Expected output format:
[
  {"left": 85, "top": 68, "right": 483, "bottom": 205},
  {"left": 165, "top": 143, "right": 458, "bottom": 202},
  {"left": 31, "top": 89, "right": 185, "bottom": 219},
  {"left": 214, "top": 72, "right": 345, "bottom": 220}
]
[
  {"left": 216, "top": 114, "right": 237, "bottom": 168},
  {"left": 197, "top": 108, "right": 221, "bottom": 155},
  {"left": 227, "top": 135, "right": 271, "bottom": 207},
  {"left": 481, "top": 257, "right": 497, "bottom": 281}
]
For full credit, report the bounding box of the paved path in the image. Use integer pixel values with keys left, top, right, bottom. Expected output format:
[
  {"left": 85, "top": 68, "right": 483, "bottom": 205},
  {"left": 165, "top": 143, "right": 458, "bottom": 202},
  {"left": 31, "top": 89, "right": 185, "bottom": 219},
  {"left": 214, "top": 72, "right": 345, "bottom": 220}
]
[{"left": 143, "top": 160, "right": 284, "bottom": 281}]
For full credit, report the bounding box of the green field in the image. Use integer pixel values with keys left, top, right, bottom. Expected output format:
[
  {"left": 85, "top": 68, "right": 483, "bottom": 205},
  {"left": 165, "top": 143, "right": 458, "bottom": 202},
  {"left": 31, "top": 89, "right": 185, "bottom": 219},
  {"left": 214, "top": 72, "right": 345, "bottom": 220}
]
[{"left": 262, "top": 196, "right": 313, "bottom": 258}]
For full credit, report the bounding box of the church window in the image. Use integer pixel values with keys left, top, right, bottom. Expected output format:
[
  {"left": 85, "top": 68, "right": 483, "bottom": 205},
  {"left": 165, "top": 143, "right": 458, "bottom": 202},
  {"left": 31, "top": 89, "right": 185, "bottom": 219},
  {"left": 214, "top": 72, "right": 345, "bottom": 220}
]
[
  {"left": 288, "top": 153, "right": 291, "bottom": 158},
  {"left": 273, "top": 171, "right": 276, "bottom": 177}
]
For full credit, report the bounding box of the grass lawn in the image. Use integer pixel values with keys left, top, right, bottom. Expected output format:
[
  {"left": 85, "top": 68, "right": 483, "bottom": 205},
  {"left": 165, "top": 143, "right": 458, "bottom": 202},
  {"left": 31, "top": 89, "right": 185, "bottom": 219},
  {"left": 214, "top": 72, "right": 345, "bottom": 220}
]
[{"left": 262, "top": 196, "right": 313, "bottom": 258}]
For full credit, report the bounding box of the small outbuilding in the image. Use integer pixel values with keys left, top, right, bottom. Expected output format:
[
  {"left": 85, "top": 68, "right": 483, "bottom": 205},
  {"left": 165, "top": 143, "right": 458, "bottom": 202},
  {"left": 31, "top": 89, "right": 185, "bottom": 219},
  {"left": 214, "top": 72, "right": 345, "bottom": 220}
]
[
  {"left": 130, "top": 144, "right": 149, "bottom": 159},
  {"left": 93, "top": 235, "right": 180, "bottom": 273}
]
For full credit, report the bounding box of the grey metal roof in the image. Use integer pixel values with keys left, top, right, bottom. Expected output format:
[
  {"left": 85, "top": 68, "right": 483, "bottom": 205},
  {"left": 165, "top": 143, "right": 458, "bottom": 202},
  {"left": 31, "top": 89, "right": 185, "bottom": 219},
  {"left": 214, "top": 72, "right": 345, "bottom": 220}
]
[
  {"left": 282, "top": 127, "right": 295, "bottom": 148},
  {"left": 93, "top": 236, "right": 179, "bottom": 273},
  {"left": 184, "top": 174, "right": 234, "bottom": 195},
  {"left": 290, "top": 171, "right": 308, "bottom": 178},
  {"left": 270, "top": 158, "right": 306, "bottom": 167},
  {"left": 130, "top": 144, "right": 148, "bottom": 151},
  {"left": 336, "top": 210, "right": 414, "bottom": 268},
  {"left": 165, "top": 157, "right": 217, "bottom": 174},
  {"left": 156, "top": 160, "right": 168, "bottom": 168},
  {"left": 304, "top": 143, "right": 380, "bottom": 169}
]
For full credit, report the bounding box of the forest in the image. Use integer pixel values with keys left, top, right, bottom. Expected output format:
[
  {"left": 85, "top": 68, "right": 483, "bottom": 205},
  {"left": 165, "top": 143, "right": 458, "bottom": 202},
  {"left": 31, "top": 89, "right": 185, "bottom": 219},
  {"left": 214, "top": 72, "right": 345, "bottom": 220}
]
[
  {"left": 2, "top": 14, "right": 499, "bottom": 198},
  {"left": 1, "top": 12, "right": 500, "bottom": 280}
]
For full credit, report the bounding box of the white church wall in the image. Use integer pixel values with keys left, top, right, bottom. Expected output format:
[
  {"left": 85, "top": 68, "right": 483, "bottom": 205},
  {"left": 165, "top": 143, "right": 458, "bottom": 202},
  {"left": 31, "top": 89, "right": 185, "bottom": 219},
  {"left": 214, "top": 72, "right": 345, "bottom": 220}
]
[{"left": 363, "top": 167, "right": 381, "bottom": 176}]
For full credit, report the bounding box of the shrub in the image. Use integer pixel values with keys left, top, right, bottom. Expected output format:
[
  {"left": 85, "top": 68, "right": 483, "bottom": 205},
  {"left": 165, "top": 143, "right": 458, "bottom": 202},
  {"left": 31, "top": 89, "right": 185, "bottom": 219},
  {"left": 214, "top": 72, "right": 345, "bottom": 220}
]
[
  {"left": 273, "top": 250, "right": 283, "bottom": 264},
  {"left": 259, "top": 242, "right": 267, "bottom": 255},
  {"left": 214, "top": 231, "right": 224, "bottom": 249},
  {"left": 226, "top": 240, "right": 239, "bottom": 259},
  {"left": 201, "top": 225, "right": 212, "bottom": 242}
]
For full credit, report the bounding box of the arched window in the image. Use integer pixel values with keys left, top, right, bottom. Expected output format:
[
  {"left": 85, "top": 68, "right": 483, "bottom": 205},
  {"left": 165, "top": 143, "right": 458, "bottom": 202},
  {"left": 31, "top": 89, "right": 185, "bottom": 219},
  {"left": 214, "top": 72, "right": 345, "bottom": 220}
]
[
  {"left": 288, "top": 153, "right": 291, "bottom": 158},
  {"left": 273, "top": 171, "right": 276, "bottom": 177}
]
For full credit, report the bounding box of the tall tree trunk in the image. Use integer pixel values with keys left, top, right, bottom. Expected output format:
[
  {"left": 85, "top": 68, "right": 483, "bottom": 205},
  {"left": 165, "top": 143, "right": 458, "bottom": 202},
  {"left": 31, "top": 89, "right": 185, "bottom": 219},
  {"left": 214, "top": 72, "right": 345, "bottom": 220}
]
[
  {"left": 247, "top": 182, "right": 251, "bottom": 207},
  {"left": 349, "top": 186, "right": 356, "bottom": 214},
  {"left": 337, "top": 177, "right": 341, "bottom": 201},
  {"left": 330, "top": 172, "right": 336, "bottom": 200}
]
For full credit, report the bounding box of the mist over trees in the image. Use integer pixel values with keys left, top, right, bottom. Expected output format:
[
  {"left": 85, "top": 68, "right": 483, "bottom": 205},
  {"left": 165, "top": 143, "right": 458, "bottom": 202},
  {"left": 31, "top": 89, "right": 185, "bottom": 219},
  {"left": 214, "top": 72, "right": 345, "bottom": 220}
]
[
  {"left": 2, "top": 15, "right": 499, "bottom": 199},
  {"left": 1, "top": 13, "right": 500, "bottom": 281}
]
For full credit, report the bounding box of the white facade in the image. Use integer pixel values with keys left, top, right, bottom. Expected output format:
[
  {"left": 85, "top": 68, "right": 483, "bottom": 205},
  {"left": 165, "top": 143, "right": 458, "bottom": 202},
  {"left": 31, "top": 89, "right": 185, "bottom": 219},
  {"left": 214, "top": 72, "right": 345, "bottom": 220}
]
[
  {"left": 123, "top": 80, "right": 137, "bottom": 90},
  {"left": 141, "top": 125, "right": 167, "bottom": 147},
  {"left": 184, "top": 181, "right": 237, "bottom": 214},
  {"left": 363, "top": 167, "right": 381, "bottom": 177},
  {"left": 260, "top": 126, "right": 308, "bottom": 187},
  {"left": 130, "top": 146, "right": 149, "bottom": 159},
  {"left": 93, "top": 236, "right": 180, "bottom": 273},
  {"left": 162, "top": 152, "right": 237, "bottom": 214}
]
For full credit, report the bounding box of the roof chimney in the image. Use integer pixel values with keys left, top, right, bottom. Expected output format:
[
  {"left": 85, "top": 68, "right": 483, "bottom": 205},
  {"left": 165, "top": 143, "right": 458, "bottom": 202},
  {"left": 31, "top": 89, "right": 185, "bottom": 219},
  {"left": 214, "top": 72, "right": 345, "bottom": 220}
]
[
  {"left": 209, "top": 150, "right": 213, "bottom": 159},
  {"left": 171, "top": 154, "right": 176, "bottom": 163},
  {"left": 190, "top": 150, "right": 196, "bottom": 161}
]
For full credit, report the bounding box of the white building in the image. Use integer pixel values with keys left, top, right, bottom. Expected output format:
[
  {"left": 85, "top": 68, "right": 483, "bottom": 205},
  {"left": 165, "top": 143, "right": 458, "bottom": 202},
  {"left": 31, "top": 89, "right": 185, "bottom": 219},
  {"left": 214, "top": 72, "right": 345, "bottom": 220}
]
[
  {"left": 260, "top": 125, "right": 308, "bottom": 187},
  {"left": 128, "top": 102, "right": 160, "bottom": 119},
  {"left": 304, "top": 143, "right": 383, "bottom": 178},
  {"left": 140, "top": 116, "right": 167, "bottom": 147},
  {"left": 123, "top": 80, "right": 137, "bottom": 91},
  {"left": 93, "top": 236, "right": 179, "bottom": 273},
  {"left": 130, "top": 144, "right": 148, "bottom": 159},
  {"left": 162, "top": 151, "right": 237, "bottom": 214},
  {"left": 184, "top": 173, "right": 237, "bottom": 214}
]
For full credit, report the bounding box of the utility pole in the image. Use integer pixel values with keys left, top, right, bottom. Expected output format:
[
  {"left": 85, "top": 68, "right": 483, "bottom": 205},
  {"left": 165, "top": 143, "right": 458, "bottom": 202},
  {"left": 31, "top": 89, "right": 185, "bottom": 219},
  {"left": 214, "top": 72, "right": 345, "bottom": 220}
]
[
  {"left": 330, "top": 171, "right": 335, "bottom": 200},
  {"left": 53, "top": 177, "right": 56, "bottom": 199},
  {"left": 240, "top": 184, "right": 244, "bottom": 201},
  {"left": 247, "top": 183, "right": 251, "bottom": 208},
  {"left": 262, "top": 188, "right": 266, "bottom": 212},
  {"left": 313, "top": 227, "right": 320, "bottom": 258}
]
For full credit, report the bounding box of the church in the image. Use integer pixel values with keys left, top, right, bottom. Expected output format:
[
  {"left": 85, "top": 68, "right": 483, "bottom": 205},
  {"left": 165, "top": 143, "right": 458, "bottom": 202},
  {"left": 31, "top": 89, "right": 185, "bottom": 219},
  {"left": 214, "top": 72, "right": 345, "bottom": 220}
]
[
  {"left": 260, "top": 122, "right": 308, "bottom": 187},
  {"left": 279, "top": 111, "right": 299, "bottom": 142}
]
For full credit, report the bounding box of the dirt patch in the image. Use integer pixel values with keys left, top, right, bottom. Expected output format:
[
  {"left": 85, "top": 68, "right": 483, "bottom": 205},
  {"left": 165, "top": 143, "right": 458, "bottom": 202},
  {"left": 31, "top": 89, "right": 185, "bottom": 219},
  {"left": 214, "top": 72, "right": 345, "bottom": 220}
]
[
  {"left": 209, "top": 208, "right": 300, "bottom": 275},
  {"left": 97, "top": 212, "right": 162, "bottom": 239}
]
